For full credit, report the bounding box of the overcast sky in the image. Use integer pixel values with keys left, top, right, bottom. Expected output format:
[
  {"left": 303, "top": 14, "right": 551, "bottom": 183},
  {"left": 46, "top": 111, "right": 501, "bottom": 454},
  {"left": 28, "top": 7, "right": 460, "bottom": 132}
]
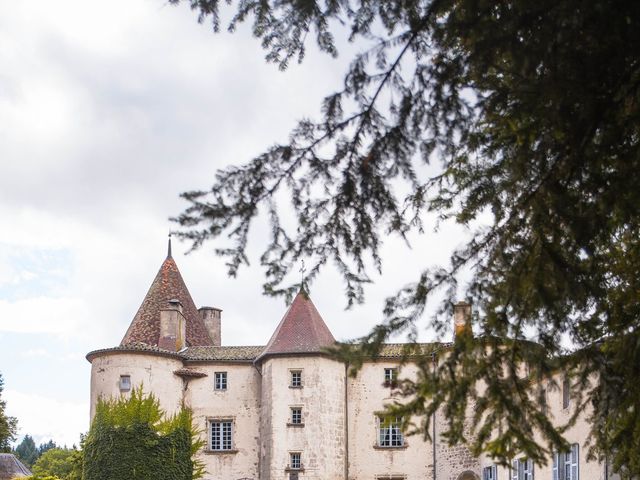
[{"left": 0, "top": 0, "right": 470, "bottom": 447}]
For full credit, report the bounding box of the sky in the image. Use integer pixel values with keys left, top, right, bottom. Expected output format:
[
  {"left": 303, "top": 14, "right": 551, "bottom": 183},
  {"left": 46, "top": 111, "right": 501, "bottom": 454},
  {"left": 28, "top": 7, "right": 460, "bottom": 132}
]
[{"left": 0, "top": 0, "right": 470, "bottom": 447}]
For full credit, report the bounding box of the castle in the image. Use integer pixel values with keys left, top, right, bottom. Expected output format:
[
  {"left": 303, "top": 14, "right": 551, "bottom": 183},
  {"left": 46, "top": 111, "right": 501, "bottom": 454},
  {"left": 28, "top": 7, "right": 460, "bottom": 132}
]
[{"left": 87, "top": 241, "right": 612, "bottom": 480}]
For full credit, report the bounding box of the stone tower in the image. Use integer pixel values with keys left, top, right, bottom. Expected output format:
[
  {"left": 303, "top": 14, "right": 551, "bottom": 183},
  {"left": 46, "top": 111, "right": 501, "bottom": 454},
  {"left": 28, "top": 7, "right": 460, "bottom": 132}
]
[{"left": 256, "top": 287, "right": 346, "bottom": 480}]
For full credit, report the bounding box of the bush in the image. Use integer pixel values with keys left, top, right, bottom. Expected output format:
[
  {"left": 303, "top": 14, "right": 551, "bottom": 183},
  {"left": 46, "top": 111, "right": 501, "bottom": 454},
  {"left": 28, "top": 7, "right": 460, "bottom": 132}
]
[{"left": 83, "top": 387, "right": 204, "bottom": 480}]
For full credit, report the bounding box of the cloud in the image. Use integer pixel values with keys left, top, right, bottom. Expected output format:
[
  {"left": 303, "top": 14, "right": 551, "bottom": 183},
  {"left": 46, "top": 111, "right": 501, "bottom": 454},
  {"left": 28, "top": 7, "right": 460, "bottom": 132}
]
[
  {"left": 0, "top": 296, "right": 88, "bottom": 336},
  {"left": 21, "top": 348, "right": 49, "bottom": 358},
  {"left": 5, "top": 389, "right": 88, "bottom": 447}
]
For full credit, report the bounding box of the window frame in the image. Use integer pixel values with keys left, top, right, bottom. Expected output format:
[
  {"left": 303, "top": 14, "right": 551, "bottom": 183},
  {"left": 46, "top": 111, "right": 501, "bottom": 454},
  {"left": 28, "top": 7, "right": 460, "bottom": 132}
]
[
  {"left": 553, "top": 443, "right": 579, "bottom": 480},
  {"left": 512, "top": 458, "right": 534, "bottom": 480},
  {"left": 214, "top": 371, "right": 228, "bottom": 391},
  {"left": 377, "top": 416, "right": 404, "bottom": 448},
  {"left": 483, "top": 465, "right": 497, "bottom": 480},
  {"left": 384, "top": 367, "right": 398, "bottom": 387},
  {"left": 290, "top": 407, "right": 303, "bottom": 425},
  {"left": 562, "top": 377, "right": 571, "bottom": 409},
  {"left": 209, "top": 419, "right": 233, "bottom": 452},
  {"left": 290, "top": 369, "right": 303, "bottom": 388},
  {"left": 119, "top": 375, "right": 131, "bottom": 392},
  {"left": 289, "top": 452, "right": 302, "bottom": 470}
]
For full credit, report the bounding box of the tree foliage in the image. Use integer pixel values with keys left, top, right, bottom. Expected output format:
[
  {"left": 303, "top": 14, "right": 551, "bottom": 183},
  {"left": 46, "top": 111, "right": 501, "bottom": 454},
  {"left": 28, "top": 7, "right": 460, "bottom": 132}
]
[
  {"left": 37, "top": 440, "right": 57, "bottom": 457},
  {"left": 14, "top": 435, "right": 38, "bottom": 467},
  {"left": 30, "top": 447, "right": 81, "bottom": 480},
  {"left": 0, "top": 373, "right": 17, "bottom": 453},
  {"left": 83, "top": 387, "right": 204, "bottom": 480},
  {"left": 170, "top": 0, "right": 640, "bottom": 475}
]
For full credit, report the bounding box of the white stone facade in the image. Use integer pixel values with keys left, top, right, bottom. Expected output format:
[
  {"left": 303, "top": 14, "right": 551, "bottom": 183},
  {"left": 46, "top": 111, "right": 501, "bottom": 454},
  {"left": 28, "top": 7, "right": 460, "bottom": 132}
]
[{"left": 87, "top": 251, "right": 612, "bottom": 480}]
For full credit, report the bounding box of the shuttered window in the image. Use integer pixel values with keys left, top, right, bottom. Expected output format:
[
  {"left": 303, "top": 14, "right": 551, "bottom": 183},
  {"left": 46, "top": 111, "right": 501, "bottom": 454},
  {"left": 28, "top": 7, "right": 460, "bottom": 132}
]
[{"left": 552, "top": 444, "right": 579, "bottom": 480}]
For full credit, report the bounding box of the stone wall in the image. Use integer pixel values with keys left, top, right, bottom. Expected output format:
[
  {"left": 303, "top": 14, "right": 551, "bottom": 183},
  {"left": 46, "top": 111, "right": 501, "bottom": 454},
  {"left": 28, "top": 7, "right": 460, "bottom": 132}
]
[
  {"left": 89, "top": 352, "right": 184, "bottom": 419},
  {"left": 260, "top": 356, "right": 346, "bottom": 480},
  {"left": 347, "top": 362, "right": 434, "bottom": 480}
]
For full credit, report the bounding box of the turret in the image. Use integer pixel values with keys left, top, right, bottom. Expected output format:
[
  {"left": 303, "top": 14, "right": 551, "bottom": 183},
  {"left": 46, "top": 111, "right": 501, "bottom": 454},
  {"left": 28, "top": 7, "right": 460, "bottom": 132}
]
[{"left": 257, "top": 288, "right": 346, "bottom": 480}]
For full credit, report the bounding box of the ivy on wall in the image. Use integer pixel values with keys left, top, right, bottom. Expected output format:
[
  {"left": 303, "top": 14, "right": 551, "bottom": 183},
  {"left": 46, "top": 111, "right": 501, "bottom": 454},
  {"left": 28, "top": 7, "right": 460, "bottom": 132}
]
[{"left": 83, "top": 387, "right": 205, "bottom": 480}]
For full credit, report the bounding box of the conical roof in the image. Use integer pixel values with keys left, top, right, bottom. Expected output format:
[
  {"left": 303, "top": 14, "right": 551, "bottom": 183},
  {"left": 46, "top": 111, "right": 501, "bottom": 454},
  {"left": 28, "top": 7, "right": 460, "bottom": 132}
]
[
  {"left": 0, "top": 454, "right": 31, "bottom": 479},
  {"left": 120, "top": 245, "right": 213, "bottom": 347},
  {"left": 258, "top": 288, "right": 335, "bottom": 361}
]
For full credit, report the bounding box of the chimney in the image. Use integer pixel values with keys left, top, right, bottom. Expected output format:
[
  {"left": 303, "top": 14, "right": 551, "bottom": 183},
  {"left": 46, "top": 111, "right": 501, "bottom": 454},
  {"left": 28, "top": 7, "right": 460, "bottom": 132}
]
[
  {"left": 199, "top": 306, "right": 222, "bottom": 347},
  {"left": 453, "top": 301, "right": 472, "bottom": 339},
  {"left": 159, "top": 299, "right": 186, "bottom": 351}
]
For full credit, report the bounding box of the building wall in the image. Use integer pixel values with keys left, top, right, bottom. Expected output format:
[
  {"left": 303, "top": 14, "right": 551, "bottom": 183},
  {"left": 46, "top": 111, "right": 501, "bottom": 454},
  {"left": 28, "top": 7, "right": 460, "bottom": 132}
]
[
  {"left": 184, "top": 363, "right": 261, "bottom": 480},
  {"left": 347, "top": 362, "right": 434, "bottom": 480},
  {"left": 88, "top": 352, "right": 184, "bottom": 419},
  {"left": 480, "top": 375, "right": 607, "bottom": 480},
  {"left": 260, "top": 356, "right": 346, "bottom": 480},
  {"left": 89, "top": 352, "right": 612, "bottom": 480}
]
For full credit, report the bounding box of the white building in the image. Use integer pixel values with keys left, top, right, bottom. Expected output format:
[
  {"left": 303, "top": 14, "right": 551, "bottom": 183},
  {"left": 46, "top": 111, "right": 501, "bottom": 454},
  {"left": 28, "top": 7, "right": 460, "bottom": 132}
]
[{"left": 87, "top": 242, "right": 612, "bottom": 480}]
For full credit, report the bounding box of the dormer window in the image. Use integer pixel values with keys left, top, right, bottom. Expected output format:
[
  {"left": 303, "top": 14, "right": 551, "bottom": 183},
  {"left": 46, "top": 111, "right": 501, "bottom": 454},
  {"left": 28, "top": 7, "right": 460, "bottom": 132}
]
[{"left": 119, "top": 375, "right": 131, "bottom": 392}]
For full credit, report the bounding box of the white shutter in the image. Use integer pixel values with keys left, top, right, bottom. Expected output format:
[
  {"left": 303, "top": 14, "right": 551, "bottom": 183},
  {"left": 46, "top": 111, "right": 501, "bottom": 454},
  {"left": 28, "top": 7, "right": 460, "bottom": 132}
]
[
  {"left": 526, "top": 459, "right": 534, "bottom": 480},
  {"left": 553, "top": 452, "right": 559, "bottom": 480},
  {"left": 512, "top": 460, "right": 519, "bottom": 480},
  {"left": 570, "top": 444, "right": 579, "bottom": 480},
  {"left": 564, "top": 449, "right": 572, "bottom": 480}
]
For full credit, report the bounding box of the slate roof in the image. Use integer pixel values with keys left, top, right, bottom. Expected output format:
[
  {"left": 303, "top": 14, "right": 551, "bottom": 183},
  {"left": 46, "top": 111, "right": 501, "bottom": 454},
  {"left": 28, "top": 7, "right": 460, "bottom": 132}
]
[
  {"left": 257, "top": 288, "right": 336, "bottom": 361},
  {"left": 0, "top": 454, "right": 31, "bottom": 479},
  {"left": 183, "top": 345, "right": 265, "bottom": 361},
  {"left": 377, "top": 342, "right": 447, "bottom": 358},
  {"left": 120, "top": 247, "right": 213, "bottom": 347}
]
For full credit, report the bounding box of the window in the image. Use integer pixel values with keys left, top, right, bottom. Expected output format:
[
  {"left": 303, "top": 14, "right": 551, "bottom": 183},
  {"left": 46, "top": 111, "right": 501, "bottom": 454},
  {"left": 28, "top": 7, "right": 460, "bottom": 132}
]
[
  {"left": 376, "top": 476, "right": 406, "bottom": 480},
  {"left": 289, "top": 452, "right": 302, "bottom": 470},
  {"left": 119, "top": 375, "right": 131, "bottom": 392},
  {"left": 289, "top": 473, "right": 299, "bottom": 480},
  {"left": 209, "top": 420, "right": 233, "bottom": 451},
  {"left": 539, "top": 387, "right": 548, "bottom": 415},
  {"left": 290, "top": 370, "right": 302, "bottom": 388},
  {"left": 512, "top": 458, "right": 533, "bottom": 480},
  {"left": 290, "top": 407, "right": 303, "bottom": 425},
  {"left": 562, "top": 378, "right": 570, "bottom": 409},
  {"left": 553, "top": 444, "right": 579, "bottom": 480},
  {"left": 384, "top": 368, "right": 398, "bottom": 387},
  {"left": 214, "top": 372, "right": 227, "bottom": 390},
  {"left": 483, "top": 465, "right": 497, "bottom": 480},
  {"left": 378, "top": 416, "right": 404, "bottom": 447}
]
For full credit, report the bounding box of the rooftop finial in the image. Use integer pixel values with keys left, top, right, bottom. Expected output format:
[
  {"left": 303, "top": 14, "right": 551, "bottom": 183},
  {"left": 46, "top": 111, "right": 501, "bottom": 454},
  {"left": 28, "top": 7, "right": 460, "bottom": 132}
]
[
  {"left": 299, "top": 259, "right": 307, "bottom": 293},
  {"left": 167, "top": 232, "right": 172, "bottom": 258}
]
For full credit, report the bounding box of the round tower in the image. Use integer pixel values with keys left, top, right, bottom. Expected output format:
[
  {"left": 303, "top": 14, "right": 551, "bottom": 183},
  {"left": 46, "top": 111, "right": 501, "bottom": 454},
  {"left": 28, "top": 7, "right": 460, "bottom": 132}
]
[{"left": 86, "top": 239, "right": 217, "bottom": 419}]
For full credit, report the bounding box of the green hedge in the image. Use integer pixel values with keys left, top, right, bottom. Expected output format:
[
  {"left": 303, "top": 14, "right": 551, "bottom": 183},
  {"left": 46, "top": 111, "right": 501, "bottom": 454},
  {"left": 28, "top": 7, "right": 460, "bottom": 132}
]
[{"left": 83, "top": 388, "right": 204, "bottom": 480}]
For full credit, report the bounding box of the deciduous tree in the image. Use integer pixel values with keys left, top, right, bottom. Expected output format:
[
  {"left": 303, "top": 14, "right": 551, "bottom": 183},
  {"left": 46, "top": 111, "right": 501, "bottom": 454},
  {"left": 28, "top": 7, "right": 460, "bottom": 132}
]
[{"left": 170, "top": 0, "right": 640, "bottom": 475}]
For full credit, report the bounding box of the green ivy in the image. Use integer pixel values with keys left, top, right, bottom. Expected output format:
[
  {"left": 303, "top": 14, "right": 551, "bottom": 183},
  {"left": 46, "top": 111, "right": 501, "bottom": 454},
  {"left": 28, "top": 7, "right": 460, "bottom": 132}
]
[{"left": 83, "top": 387, "right": 205, "bottom": 480}]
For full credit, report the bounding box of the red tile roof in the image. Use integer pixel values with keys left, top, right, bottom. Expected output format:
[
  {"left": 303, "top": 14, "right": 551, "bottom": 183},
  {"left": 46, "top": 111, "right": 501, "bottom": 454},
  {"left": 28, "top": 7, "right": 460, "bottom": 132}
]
[
  {"left": 120, "top": 253, "right": 213, "bottom": 347},
  {"left": 257, "top": 288, "right": 336, "bottom": 361}
]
